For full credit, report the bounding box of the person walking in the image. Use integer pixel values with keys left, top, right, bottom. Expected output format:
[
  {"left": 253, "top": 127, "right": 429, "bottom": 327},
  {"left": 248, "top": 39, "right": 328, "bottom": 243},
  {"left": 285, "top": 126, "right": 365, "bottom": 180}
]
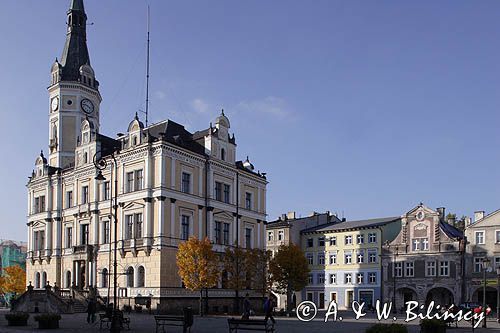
[
  {"left": 86, "top": 299, "right": 96, "bottom": 324},
  {"left": 242, "top": 293, "right": 251, "bottom": 320},
  {"left": 264, "top": 296, "right": 276, "bottom": 324}
]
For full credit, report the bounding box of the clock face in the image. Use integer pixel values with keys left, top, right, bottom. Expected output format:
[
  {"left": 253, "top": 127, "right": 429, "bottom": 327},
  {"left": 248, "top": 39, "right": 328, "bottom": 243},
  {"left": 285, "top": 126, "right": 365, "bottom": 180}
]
[
  {"left": 81, "top": 98, "right": 95, "bottom": 114},
  {"left": 51, "top": 97, "right": 59, "bottom": 112}
]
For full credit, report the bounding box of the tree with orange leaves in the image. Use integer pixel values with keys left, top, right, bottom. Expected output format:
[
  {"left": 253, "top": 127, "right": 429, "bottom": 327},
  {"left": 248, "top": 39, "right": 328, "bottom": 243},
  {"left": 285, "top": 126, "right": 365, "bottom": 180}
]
[
  {"left": 1, "top": 265, "right": 26, "bottom": 306},
  {"left": 176, "top": 237, "right": 219, "bottom": 316}
]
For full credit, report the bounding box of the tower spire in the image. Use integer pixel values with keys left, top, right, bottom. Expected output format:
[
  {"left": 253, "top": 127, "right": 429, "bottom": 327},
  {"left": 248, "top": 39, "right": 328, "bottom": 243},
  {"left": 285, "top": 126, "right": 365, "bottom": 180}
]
[{"left": 60, "top": 0, "right": 90, "bottom": 81}]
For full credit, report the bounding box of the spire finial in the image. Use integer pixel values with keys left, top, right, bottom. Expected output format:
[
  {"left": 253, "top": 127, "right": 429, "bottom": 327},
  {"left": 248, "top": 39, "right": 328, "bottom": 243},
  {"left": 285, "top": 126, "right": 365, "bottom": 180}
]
[
  {"left": 221, "top": 108, "right": 225, "bottom": 116},
  {"left": 135, "top": 112, "right": 139, "bottom": 120},
  {"left": 70, "top": 0, "right": 85, "bottom": 12},
  {"left": 40, "top": 150, "right": 44, "bottom": 157}
]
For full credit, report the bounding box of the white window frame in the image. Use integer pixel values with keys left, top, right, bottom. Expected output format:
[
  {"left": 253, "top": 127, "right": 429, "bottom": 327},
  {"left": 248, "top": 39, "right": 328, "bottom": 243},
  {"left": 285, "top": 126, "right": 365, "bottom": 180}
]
[
  {"left": 405, "top": 261, "right": 414, "bottom": 277},
  {"left": 475, "top": 231, "right": 485, "bottom": 245},
  {"left": 394, "top": 262, "right": 403, "bottom": 277},
  {"left": 426, "top": 261, "right": 436, "bottom": 277},
  {"left": 474, "top": 257, "right": 484, "bottom": 273},
  {"left": 439, "top": 261, "right": 449, "bottom": 277}
]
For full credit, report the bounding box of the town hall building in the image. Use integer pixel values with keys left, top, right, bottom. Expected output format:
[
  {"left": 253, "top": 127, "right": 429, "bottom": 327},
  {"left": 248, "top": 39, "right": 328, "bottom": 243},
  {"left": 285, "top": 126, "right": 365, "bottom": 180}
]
[{"left": 26, "top": 0, "right": 268, "bottom": 312}]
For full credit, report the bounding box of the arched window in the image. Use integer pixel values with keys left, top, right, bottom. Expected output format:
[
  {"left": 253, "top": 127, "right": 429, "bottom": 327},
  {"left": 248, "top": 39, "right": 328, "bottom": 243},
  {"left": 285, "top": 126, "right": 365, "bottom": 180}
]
[
  {"left": 65, "top": 271, "right": 71, "bottom": 288},
  {"left": 35, "top": 272, "right": 41, "bottom": 289},
  {"left": 221, "top": 148, "right": 226, "bottom": 161},
  {"left": 137, "top": 266, "right": 145, "bottom": 287},
  {"left": 41, "top": 272, "right": 47, "bottom": 288},
  {"left": 126, "top": 267, "right": 134, "bottom": 287},
  {"left": 101, "top": 268, "right": 108, "bottom": 288}
]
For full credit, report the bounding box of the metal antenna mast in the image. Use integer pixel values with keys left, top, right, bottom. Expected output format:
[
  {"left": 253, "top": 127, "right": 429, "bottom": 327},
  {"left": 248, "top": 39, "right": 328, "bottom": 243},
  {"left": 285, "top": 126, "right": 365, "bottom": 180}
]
[{"left": 145, "top": 5, "right": 151, "bottom": 126}]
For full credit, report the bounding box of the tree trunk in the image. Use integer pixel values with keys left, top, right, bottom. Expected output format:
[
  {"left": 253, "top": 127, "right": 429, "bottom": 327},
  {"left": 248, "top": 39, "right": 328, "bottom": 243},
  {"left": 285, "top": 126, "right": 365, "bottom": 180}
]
[
  {"left": 199, "top": 290, "right": 203, "bottom": 316},
  {"left": 286, "top": 286, "right": 292, "bottom": 315}
]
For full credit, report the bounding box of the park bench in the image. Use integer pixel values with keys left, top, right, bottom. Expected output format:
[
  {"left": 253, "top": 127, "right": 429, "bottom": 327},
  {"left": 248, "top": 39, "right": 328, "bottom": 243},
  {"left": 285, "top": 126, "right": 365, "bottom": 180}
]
[
  {"left": 227, "top": 318, "right": 275, "bottom": 333},
  {"left": 99, "top": 313, "right": 111, "bottom": 329},
  {"left": 99, "top": 312, "right": 130, "bottom": 330},
  {"left": 154, "top": 312, "right": 193, "bottom": 333}
]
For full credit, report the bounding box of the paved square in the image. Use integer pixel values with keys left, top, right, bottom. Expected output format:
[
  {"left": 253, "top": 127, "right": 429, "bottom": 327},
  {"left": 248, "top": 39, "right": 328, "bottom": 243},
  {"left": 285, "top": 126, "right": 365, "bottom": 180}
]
[{"left": 2, "top": 310, "right": 500, "bottom": 333}]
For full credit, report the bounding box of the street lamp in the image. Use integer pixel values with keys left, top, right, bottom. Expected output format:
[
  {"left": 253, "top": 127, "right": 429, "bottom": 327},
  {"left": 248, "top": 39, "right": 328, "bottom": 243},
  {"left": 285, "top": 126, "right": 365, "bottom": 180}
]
[
  {"left": 482, "top": 257, "right": 490, "bottom": 328},
  {"left": 93, "top": 151, "right": 119, "bottom": 332},
  {"left": 392, "top": 246, "right": 398, "bottom": 314},
  {"left": 496, "top": 267, "right": 500, "bottom": 323}
]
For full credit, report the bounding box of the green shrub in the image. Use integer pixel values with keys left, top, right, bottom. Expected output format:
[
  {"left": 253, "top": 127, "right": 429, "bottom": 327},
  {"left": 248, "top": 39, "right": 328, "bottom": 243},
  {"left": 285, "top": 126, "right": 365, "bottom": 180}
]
[
  {"left": 5, "top": 312, "right": 29, "bottom": 326},
  {"left": 365, "top": 323, "right": 408, "bottom": 333},
  {"left": 34, "top": 313, "right": 61, "bottom": 329},
  {"left": 420, "top": 319, "right": 446, "bottom": 333}
]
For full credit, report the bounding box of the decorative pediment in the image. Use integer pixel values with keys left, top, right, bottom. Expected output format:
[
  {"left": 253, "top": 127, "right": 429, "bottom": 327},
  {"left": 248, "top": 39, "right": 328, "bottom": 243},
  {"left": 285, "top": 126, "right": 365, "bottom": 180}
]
[
  {"left": 32, "top": 221, "right": 46, "bottom": 229},
  {"left": 123, "top": 201, "right": 145, "bottom": 211},
  {"left": 213, "top": 211, "right": 233, "bottom": 221}
]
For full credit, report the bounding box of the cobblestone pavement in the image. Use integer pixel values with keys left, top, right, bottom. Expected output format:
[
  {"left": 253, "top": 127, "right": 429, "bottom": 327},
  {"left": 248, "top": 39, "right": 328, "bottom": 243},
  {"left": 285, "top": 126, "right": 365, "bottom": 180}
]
[{"left": 1, "top": 310, "right": 500, "bottom": 333}]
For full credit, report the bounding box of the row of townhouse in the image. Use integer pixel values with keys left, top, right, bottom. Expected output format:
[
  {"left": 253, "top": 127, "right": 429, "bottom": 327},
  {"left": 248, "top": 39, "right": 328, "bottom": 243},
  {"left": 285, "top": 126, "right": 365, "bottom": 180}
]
[{"left": 267, "top": 203, "right": 500, "bottom": 311}]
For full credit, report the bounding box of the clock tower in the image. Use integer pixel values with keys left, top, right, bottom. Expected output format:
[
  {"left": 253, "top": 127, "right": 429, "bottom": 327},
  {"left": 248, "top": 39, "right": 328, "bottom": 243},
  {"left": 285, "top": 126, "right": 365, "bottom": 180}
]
[{"left": 48, "top": 0, "right": 101, "bottom": 169}]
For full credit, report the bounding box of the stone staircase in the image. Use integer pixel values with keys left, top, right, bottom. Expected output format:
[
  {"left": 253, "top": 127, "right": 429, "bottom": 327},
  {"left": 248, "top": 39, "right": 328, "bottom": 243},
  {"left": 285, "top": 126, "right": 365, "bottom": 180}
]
[{"left": 11, "top": 285, "right": 99, "bottom": 314}]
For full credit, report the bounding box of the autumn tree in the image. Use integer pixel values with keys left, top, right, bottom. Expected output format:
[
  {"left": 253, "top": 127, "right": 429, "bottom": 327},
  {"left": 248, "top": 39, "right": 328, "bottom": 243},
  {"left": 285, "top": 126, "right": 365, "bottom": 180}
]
[
  {"left": 176, "top": 237, "right": 219, "bottom": 316},
  {"left": 223, "top": 245, "right": 249, "bottom": 314},
  {"left": 269, "top": 244, "right": 309, "bottom": 313},
  {"left": 1, "top": 265, "right": 26, "bottom": 306},
  {"left": 246, "top": 248, "right": 272, "bottom": 299}
]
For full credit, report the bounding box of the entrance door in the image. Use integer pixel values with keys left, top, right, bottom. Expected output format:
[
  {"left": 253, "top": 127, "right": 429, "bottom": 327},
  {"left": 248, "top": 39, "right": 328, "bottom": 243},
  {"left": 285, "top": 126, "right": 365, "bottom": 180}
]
[
  {"left": 359, "top": 291, "right": 374, "bottom": 307},
  {"left": 346, "top": 291, "right": 354, "bottom": 307},
  {"left": 330, "top": 292, "right": 337, "bottom": 304},
  {"left": 319, "top": 293, "right": 325, "bottom": 309}
]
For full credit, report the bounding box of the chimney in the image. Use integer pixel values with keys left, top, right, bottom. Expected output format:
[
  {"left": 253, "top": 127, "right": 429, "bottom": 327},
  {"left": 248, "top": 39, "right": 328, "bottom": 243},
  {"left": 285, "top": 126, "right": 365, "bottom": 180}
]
[
  {"left": 464, "top": 216, "right": 472, "bottom": 227},
  {"left": 436, "top": 207, "right": 445, "bottom": 221},
  {"left": 447, "top": 215, "right": 456, "bottom": 226},
  {"left": 281, "top": 214, "right": 287, "bottom": 221},
  {"left": 286, "top": 211, "right": 296, "bottom": 220},
  {"left": 474, "top": 211, "right": 485, "bottom": 222}
]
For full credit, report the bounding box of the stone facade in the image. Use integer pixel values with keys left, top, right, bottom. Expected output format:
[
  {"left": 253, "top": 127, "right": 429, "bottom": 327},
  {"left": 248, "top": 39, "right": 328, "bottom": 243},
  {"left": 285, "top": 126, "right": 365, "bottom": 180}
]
[
  {"left": 382, "top": 204, "right": 465, "bottom": 310},
  {"left": 265, "top": 211, "right": 339, "bottom": 309},
  {"left": 464, "top": 209, "right": 500, "bottom": 308},
  {"left": 26, "top": 0, "right": 267, "bottom": 312}
]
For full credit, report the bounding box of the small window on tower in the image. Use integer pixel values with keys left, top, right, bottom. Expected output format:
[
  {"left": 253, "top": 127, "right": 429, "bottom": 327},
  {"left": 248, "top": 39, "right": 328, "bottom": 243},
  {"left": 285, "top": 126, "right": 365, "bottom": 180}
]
[{"left": 221, "top": 148, "right": 226, "bottom": 161}]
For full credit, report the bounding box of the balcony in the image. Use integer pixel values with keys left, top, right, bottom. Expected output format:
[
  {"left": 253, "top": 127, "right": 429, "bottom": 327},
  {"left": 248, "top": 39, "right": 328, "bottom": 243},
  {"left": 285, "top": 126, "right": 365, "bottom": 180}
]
[{"left": 72, "top": 244, "right": 94, "bottom": 256}]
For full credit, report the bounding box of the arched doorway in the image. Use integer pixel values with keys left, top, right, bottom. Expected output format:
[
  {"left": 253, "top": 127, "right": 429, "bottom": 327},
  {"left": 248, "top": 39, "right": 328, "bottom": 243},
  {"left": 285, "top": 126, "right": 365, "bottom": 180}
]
[
  {"left": 426, "top": 287, "right": 454, "bottom": 306},
  {"left": 398, "top": 287, "right": 418, "bottom": 306},
  {"left": 473, "top": 286, "right": 497, "bottom": 309}
]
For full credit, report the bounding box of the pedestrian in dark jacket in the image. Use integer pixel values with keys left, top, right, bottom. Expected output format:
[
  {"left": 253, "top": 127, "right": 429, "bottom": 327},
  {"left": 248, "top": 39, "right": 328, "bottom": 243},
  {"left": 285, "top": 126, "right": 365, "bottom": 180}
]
[
  {"left": 86, "top": 299, "right": 96, "bottom": 323},
  {"left": 264, "top": 297, "right": 275, "bottom": 324}
]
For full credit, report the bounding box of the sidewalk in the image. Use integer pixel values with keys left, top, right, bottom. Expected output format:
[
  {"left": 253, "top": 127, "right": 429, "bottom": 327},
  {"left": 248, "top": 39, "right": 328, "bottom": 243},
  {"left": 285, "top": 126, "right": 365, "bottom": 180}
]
[{"left": 1, "top": 309, "right": 500, "bottom": 332}]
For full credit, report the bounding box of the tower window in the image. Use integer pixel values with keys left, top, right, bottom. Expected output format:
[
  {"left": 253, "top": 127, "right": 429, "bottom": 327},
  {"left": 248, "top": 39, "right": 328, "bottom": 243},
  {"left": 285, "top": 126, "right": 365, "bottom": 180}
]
[{"left": 221, "top": 148, "right": 226, "bottom": 161}]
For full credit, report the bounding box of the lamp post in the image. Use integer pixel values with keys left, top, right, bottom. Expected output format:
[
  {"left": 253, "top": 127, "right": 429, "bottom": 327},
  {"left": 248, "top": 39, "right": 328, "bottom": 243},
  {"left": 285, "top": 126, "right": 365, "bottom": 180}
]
[
  {"left": 392, "top": 246, "right": 398, "bottom": 314},
  {"left": 481, "top": 257, "right": 490, "bottom": 328},
  {"left": 94, "top": 151, "right": 120, "bottom": 333},
  {"left": 497, "top": 267, "right": 500, "bottom": 323}
]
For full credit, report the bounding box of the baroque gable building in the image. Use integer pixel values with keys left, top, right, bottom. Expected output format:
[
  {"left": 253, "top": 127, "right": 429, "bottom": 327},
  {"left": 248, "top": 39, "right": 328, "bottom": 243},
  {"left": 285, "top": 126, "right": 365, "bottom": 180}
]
[
  {"left": 26, "top": 0, "right": 267, "bottom": 312},
  {"left": 382, "top": 204, "right": 465, "bottom": 309}
]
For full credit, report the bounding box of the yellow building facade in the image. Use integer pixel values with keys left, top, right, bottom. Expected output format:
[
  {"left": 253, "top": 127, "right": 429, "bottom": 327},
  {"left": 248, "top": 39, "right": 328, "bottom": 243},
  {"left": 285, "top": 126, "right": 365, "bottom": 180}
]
[{"left": 26, "top": 0, "right": 267, "bottom": 312}]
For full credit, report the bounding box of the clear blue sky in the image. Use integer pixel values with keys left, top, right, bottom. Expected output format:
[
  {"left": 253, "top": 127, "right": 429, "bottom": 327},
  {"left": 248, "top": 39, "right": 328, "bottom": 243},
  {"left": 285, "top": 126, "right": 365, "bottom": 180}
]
[{"left": 1, "top": 0, "right": 500, "bottom": 241}]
